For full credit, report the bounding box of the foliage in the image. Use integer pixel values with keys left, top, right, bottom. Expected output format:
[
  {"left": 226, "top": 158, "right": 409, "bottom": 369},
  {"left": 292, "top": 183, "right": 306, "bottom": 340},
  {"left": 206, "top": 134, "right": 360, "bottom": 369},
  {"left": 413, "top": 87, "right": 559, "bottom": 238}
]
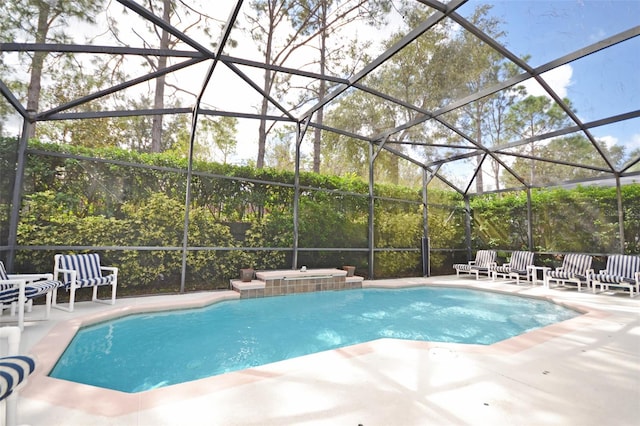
[
  {"left": 468, "top": 185, "right": 640, "bottom": 254},
  {"left": 502, "top": 134, "right": 628, "bottom": 188},
  {"left": 0, "top": 0, "right": 106, "bottom": 139},
  {"left": 8, "top": 139, "right": 431, "bottom": 287},
  {"left": 2, "top": 138, "right": 638, "bottom": 293}
]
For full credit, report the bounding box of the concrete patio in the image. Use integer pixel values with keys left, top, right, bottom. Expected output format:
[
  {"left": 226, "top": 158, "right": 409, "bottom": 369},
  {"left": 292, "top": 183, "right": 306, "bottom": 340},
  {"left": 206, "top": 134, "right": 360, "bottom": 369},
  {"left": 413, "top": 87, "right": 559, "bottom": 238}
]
[{"left": 4, "top": 275, "right": 640, "bottom": 425}]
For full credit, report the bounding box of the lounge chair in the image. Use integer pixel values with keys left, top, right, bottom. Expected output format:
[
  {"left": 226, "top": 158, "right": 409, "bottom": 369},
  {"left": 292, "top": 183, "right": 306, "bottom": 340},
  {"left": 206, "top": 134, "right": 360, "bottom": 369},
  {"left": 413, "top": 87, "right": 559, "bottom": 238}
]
[
  {"left": 589, "top": 254, "right": 640, "bottom": 297},
  {"left": 453, "top": 250, "right": 497, "bottom": 279},
  {"left": 0, "top": 326, "right": 36, "bottom": 426},
  {"left": 0, "top": 261, "right": 62, "bottom": 330},
  {"left": 52, "top": 253, "right": 118, "bottom": 312},
  {"left": 492, "top": 251, "right": 535, "bottom": 285},
  {"left": 544, "top": 253, "right": 593, "bottom": 292}
]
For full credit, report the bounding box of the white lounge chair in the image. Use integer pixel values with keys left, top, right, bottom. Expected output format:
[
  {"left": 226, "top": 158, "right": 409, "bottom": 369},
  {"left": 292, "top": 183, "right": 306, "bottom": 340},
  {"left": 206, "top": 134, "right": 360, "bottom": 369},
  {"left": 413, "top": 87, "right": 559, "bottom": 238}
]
[
  {"left": 544, "top": 253, "right": 593, "bottom": 292},
  {"left": 0, "top": 261, "right": 61, "bottom": 330},
  {"left": 0, "top": 326, "right": 36, "bottom": 426},
  {"left": 589, "top": 254, "right": 640, "bottom": 297},
  {"left": 453, "top": 250, "right": 497, "bottom": 280},
  {"left": 492, "top": 251, "right": 535, "bottom": 285},
  {"left": 52, "top": 253, "right": 118, "bottom": 312}
]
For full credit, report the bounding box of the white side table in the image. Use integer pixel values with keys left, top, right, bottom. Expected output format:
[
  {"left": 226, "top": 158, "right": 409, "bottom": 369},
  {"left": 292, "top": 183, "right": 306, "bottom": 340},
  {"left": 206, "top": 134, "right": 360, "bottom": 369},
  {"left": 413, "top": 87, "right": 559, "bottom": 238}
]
[{"left": 527, "top": 265, "right": 550, "bottom": 287}]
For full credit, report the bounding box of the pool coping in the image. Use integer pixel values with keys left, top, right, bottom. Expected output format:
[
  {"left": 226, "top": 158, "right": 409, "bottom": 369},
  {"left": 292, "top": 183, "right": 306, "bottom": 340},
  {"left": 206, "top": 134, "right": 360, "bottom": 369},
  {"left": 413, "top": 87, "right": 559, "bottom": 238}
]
[{"left": 20, "top": 278, "right": 609, "bottom": 417}]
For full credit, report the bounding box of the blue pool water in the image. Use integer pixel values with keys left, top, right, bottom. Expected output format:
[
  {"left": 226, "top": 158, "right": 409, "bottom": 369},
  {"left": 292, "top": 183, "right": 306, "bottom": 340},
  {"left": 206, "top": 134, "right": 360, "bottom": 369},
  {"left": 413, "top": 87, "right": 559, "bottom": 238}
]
[{"left": 50, "top": 287, "right": 579, "bottom": 393}]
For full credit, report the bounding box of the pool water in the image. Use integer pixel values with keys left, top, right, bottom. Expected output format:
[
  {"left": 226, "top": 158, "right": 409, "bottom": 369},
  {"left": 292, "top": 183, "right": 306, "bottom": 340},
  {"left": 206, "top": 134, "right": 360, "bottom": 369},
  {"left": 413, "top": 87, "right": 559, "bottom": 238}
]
[{"left": 50, "top": 287, "right": 579, "bottom": 393}]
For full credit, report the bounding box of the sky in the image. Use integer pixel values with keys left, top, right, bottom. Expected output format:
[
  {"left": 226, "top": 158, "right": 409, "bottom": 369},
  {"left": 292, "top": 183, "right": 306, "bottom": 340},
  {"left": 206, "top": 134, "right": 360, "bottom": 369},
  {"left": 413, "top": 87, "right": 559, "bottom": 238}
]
[
  {"left": 218, "top": 0, "right": 640, "bottom": 162},
  {"left": 479, "top": 0, "right": 640, "bottom": 151}
]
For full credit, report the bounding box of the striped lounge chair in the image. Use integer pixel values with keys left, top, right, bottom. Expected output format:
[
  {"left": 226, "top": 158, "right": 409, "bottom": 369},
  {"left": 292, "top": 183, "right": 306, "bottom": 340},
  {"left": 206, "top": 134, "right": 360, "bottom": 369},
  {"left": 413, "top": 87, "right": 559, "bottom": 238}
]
[
  {"left": 0, "top": 261, "right": 61, "bottom": 330},
  {"left": 492, "top": 251, "right": 535, "bottom": 285},
  {"left": 453, "top": 250, "right": 496, "bottom": 280},
  {"left": 589, "top": 254, "right": 640, "bottom": 297},
  {"left": 53, "top": 253, "right": 118, "bottom": 312},
  {"left": 545, "top": 253, "right": 593, "bottom": 292},
  {"left": 0, "top": 326, "right": 36, "bottom": 426}
]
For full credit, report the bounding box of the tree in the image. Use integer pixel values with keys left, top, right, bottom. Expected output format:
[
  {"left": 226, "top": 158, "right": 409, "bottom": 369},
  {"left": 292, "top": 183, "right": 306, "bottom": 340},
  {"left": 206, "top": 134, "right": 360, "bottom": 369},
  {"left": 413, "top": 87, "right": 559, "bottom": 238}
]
[
  {"left": 195, "top": 116, "right": 239, "bottom": 163},
  {"left": 107, "top": 0, "right": 224, "bottom": 153},
  {"left": 264, "top": 126, "right": 297, "bottom": 170},
  {"left": 503, "top": 134, "right": 627, "bottom": 188},
  {"left": 247, "top": 0, "right": 387, "bottom": 169},
  {"left": 0, "top": 0, "right": 104, "bottom": 139},
  {"left": 246, "top": 0, "right": 310, "bottom": 169},
  {"left": 505, "top": 95, "right": 573, "bottom": 185},
  {"left": 482, "top": 63, "right": 526, "bottom": 190},
  {"left": 291, "top": 0, "right": 390, "bottom": 173},
  {"left": 35, "top": 61, "right": 129, "bottom": 147},
  {"left": 323, "top": 3, "right": 462, "bottom": 184},
  {"left": 150, "top": 0, "right": 172, "bottom": 154},
  {"left": 445, "top": 4, "right": 512, "bottom": 194}
]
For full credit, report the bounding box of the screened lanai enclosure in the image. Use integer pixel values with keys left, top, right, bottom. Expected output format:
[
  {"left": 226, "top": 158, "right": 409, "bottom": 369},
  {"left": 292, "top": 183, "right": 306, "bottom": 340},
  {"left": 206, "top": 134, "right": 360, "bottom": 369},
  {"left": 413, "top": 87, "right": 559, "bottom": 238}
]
[{"left": 1, "top": 0, "right": 639, "bottom": 295}]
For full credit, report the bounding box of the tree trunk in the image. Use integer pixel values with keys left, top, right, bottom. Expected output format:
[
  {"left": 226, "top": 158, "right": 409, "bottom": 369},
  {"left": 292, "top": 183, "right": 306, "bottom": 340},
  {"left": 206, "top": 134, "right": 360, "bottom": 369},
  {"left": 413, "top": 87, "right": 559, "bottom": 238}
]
[
  {"left": 313, "top": 89, "right": 324, "bottom": 173},
  {"left": 312, "top": 2, "right": 328, "bottom": 174},
  {"left": 475, "top": 106, "right": 484, "bottom": 194},
  {"left": 256, "top": 7, "right": 275, "bottom": 169},
  {"left": 257, "top": 86, "right": 269, "bottom": 168},
  {"left": 25, "top": 3, "right": 51, "bottom": 140},
  {"left": 493, "top": 159, "right": 500, "bottom": 190},
  {"left": 530, "top": 142, "right": 536, "bottom": 184},
  {"left": 150, "top": 0, "right": 171, "bottom": 153}
]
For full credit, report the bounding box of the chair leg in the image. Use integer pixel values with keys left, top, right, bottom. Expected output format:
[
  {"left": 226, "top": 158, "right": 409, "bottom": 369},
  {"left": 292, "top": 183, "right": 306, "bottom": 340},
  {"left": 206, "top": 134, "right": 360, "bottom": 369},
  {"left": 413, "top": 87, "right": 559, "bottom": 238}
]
[
  {"left": 45, "top": 291, "right": 52, "bottom": 319},
  {"left": 5, "top": 391, "right": 18, "bottom": 426},
  {"left": 68, "top": 287, "right": 76, "bottom": 313},
  {"left": 52, "top": 286, "right": 74, "bottom": 312},
  {"left": 17, "top": 290, "right": 25, "bottom": 331}
]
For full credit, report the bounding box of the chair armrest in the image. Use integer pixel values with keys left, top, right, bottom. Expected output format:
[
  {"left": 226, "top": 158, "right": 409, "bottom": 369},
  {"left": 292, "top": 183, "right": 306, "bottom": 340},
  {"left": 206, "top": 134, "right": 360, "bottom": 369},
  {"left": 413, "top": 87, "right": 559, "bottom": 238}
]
[
  {"left": 468, "top": 261, "right": 477, "bottom": 266},
  {"left": 0, "top": 278, "right": 28, "bottom": 286},
  {"left": 100, "top": 266, "right": 118, "bottom": 275},
  {"left": 599, "top": 269, "right": 606, "bottom": 274},
  {"left": 0, "top": 280, "right": 27, "bottom": 304},
  {"left": 55, "top": 268, "right": 77, "bottom": 282},
  {"left": 6, "top": 273, "right": 53, "bottom": 282}
]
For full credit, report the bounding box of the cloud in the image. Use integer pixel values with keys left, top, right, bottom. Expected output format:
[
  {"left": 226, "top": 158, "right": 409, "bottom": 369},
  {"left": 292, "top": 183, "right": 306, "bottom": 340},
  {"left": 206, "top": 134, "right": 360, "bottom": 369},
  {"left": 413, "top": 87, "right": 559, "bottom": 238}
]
[
  {"left": 522, "top": 64, "right": 573, "bottom": 98},
  {"left": 590, "top": 132, "right": 640, "bottom": 153},
  {"left": 598, "top": 135, "right": 617, "bottom": 149}
]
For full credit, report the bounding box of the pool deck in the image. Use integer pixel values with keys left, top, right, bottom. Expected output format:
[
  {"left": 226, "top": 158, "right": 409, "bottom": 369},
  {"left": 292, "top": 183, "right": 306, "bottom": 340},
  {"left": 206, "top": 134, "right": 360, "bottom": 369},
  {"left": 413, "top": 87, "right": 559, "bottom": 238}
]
[{"left": 5, "top": 274, "right": 640, "bottom": 425}]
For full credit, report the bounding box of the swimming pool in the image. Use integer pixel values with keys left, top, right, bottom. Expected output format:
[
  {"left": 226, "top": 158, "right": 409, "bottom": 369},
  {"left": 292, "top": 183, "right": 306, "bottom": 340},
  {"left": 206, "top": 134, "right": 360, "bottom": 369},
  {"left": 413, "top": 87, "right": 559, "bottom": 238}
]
[{"left": 50, "top": 287, "right": 579, "bottom": 393}]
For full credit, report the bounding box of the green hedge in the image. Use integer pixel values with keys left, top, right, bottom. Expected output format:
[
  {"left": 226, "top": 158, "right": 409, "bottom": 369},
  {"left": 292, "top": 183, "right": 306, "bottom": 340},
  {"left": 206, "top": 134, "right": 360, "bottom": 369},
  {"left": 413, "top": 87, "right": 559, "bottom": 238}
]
[
  {"left": 6, "top": 140, "right": 444, "bottom": 291},
  {"left": 2, "top": 138, "right": 638, "bottom": 294}
]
